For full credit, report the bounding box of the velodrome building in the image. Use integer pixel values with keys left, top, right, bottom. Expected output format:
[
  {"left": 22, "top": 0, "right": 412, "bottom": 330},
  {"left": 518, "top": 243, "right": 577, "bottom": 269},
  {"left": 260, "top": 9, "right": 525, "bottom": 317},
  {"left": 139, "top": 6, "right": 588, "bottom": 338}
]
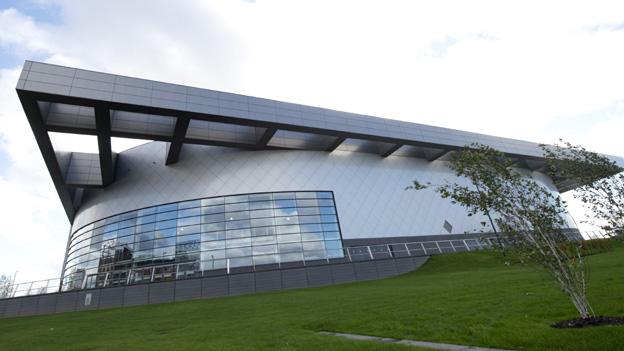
[{"left": 15, "top": 61, "right": 597, "bottom": 298}]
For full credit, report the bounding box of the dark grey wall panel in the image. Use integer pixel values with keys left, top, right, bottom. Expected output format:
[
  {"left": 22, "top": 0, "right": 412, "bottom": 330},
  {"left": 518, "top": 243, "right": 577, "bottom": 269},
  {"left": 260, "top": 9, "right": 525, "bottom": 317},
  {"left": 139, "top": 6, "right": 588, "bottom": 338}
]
[
  {"left": 4, "top": 299, "right": 21, "bottom": 318},
  {"left": 413, "top": 256, "right": 429, "bottom": 269},
  {"left": 124, "top": 285, "right": 149, "bottom": 307},
  {"left": 148, "top": 281, "right": 175, "bottom": 305},
  {"left": 0, "top": 299, "right": 7, "bottom": 318},
  {"left": 55, "top": 292, "right": 78, "bottom": 313},
  {"left": 330, "top": 263, "right": 356, "bottom": 284},
  {"left": 175, "top": 279, "right": 202, "bottom": 301},
  {"left": 98, "top": 286, "right": 124, "bottom": 309},
  {"left": 281, "top": 268, "right": 308, "bottom": 290},
  {"left": 17, "top": 296, "right": 39, "bottom": 316},
  {"left": 375, "top": 260, "right": 398, "bottom": 278},
  {"left": 254, "top": 271, "right": 282, "bottom": 293},
  {"left": 228, "top": 273, "right": 255, "bottom": 296},
  {"left": 37, "top": 294, "right": 58, "bottom": 315},
  {"left": 354, "top": 261, "right": 379, "bottom": 281},
  {"left": 76, "top": 290, "right": 99, "bottom": 311},
  {"left": 202, "top": 276, "right": 228, "bottom": 298},
  {"left": 306, "top": 266, "right": 333, "bottom": 287},
  {"left": 394, "top": 257, "right": 416, "bottom": 274}
]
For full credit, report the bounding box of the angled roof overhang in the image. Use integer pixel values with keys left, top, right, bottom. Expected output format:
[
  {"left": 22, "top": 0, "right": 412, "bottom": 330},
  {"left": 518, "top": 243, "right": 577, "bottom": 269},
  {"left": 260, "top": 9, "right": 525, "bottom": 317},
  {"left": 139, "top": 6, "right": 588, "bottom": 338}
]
[{"left": 15, "top": 61, "right": 624, "bottom": 223}]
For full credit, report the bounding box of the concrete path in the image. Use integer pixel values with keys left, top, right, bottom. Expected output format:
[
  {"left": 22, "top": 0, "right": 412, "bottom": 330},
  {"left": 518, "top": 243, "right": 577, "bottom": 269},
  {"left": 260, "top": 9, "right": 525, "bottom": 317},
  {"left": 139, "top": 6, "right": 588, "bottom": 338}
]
[{"left": 318, "top": 331, "right": 515, "bottom": 351}]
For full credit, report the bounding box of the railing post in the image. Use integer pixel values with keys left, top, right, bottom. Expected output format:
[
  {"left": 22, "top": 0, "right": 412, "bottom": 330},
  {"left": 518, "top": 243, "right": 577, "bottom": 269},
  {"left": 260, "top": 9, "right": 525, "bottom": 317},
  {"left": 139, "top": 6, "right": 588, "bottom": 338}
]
[
  {"left": 421, "top": 242, "right": 427, "bottom": 255},
  {"left": 126, "top": 269, "right": 132, "bottom": 285},
  {"left": 463, "top": 239, "right": 470, "bottom": 251},
  {"left": 103, "top": 272, "right": 109, "bottom": 287},
  {"left": 404, "top": 243, "right": 411, "bottom": 256},
  {"left": 226, "top": 259, "right": 230, "bottom": 274},
  {"left": 27, "top": 281, "right": 34, "bottom": 295},
  {"left": 386, "top": 244, "right": 393, "bottom": 258},
  {"left": 449, "top": 240, "right": 457, "bottom": 252},
  {"left": 150, "top": 267, "right": 155, "bottom": 282},
  {"left": 45, "top": 279, "right": 50, "bottom": 294},
  {"left": 367, "top": 246, "right": 374, "bottom": 260},
  {"left": 175, "top": 263, "right": 180, "bottom": 280},
  {"left": 435, "top": 241, "right": 442, "bottom": 254},
  {"left": 346, "top": 248, "right": 352, "bottom": 262}
]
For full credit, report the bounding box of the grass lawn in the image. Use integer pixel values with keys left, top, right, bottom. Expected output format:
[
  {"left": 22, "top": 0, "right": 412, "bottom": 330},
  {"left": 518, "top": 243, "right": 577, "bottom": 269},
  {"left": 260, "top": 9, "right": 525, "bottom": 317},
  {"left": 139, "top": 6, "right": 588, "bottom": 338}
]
[{"left": 0, "top": 245, "right": 622, "bottom": 351}]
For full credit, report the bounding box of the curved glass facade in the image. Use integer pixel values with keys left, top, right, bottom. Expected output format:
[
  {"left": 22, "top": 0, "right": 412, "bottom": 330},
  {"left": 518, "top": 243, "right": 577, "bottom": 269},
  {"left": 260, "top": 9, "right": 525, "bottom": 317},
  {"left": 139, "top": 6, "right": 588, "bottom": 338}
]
[{"left": 63, "top": 191, "right": 343, "bottom": 290}]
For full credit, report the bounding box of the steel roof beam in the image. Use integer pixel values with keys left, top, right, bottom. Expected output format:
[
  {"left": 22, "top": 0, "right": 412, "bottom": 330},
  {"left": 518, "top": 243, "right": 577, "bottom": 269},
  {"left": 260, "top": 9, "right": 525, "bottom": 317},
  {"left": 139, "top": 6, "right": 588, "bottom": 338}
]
[{"left": 165, "top": 116, "right": 190, "bottom": 165}]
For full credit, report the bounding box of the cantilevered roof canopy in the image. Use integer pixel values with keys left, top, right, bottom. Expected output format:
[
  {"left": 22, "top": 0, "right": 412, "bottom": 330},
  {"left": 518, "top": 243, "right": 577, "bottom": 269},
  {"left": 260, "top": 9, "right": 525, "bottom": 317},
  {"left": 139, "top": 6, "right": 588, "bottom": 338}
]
[{"left": 15, "top": 61, "right": 624, "bottom": 223}]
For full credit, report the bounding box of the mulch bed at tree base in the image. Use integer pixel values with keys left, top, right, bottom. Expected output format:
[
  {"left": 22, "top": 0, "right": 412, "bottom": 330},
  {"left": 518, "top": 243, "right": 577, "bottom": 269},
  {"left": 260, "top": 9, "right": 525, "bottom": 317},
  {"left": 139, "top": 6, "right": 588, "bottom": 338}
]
[{"left": 551, "top": 316, "right": 624, "bottom": 328}]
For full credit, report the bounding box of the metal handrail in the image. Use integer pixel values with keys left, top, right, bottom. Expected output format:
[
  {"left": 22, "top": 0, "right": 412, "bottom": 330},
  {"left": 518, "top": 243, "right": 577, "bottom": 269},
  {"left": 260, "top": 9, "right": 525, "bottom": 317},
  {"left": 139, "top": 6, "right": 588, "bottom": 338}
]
[{"left": 1, "top": 231, "right": 613, "bottom": 299}]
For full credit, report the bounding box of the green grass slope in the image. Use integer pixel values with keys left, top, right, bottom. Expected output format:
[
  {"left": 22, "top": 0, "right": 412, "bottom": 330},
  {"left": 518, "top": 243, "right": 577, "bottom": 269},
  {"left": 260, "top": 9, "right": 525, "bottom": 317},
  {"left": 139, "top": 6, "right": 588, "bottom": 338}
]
[{"left": 0, "top": 246, "right": 622, "bottom": 351}]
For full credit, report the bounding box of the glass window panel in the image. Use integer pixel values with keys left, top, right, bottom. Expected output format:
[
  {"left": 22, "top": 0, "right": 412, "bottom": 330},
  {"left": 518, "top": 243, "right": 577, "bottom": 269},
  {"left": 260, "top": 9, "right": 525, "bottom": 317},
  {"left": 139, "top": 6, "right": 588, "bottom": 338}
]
[
  {"left": 252, "top": 235, "right": 276, "bottom": 246},
  {"left": 137, "top": 238, "right": 154, "bottom": 251},
  {"left": 325, "top": 240, "right": 343, "bottom": 251},
  {"left": 177, "top": 233, "right": 201, "bottom": 245},
  {"left": 250, "top": 217, "right": 274, "bottom": 227},
  {"left": 134, "top": 249, "right": 153, "bottom": 261},
  {"left": 250, "top": 201, "right": 273, "bottom": 210},
  {"left": 323, "top": 231, "right": 341, "bottom": 240},
  {"left": 136, "top": 231, "right": 154, "bottom": 243},
  {"left": 302, "top": 241, "right": 325, "bottom": 251},
  {"left": 278, "top": 243, "right": 302, "bottom": 253},
  {"left": 202, "top": 231, "right": 226, "bottom": 242},
  {"left": 154, "top": 237, "right": 176, "bottom": 248},
  {"left": 248, "top": 193, "right": 272, "bottom": 202},
  {"left": 155, "top": 219, "right": 177, "bottom": 230},
  {"left": 229, "top": 257, "right": 252, "bottom": 268},
  {"left": 277, "top": 233, "right": 301, "bottom": 243},
  {"left": 202, "top": 240, "right": 225, "bottom": 251},
  {"left": 226, "top": 219, "right": 250, "bottom": 230},
  {"left": 137, "top": 207, "right": 157, "bottom": 216},
  {"left": 319, "top": 206, "right": 336, "bottom": 215},
  {"left": 299, "top": 223, "right": 322, "bottom": 233},
  {"left": 276, "top": 225, "right": 300, "bottom": 235},
  {"left": 202, "top": 249, "right": 225, "bottom": 260},
  {"left": 226, "top": 247, "right": 251, "bottom": 258},
  {"left": 157, "top": 203, "right": 178, "bottom": 213},
  {"left": 177, "top": 216, "right": 200, "bottom": 227},
  {"left": 202, "top": 204, "right": 225, "bottom": 215},
  {"left": 274, "top": 199, "right": 296, "bottom": 208},
  {"left": 178, "top": 199, "right": 201, "bottom": 210},
  {"left": 117, "top": 234, "right": 134, "bottom": 245},
  {"left": 202, "top": 222, "right": 226, "bottom": 232},
  {"left": 273, "top": 192, "right": 295, "bottom": 200},
  {"left": 320, "top": 215, "right": 338, "bottom": 223},
  {"left": 279, "top": 252, "right": 303, "bottom": 263},
  {"left": 177, "top": 250, "right": 200, "bottom": 262},
  {"left": 137, "top": 214, "right": 156, "bottom": 225},
  {"left": 316, "top": 191, "right": 332, "bottom": 199},
  {"left": 295, "top": 192, "right": 316, "bottom": 199},
  {"left": 153, "top": 245, "right": 175, "bottom": 258},
  {"left": 225, "top": 202, "right": 249, "bottom": 212},
  {"left": 304, "top": 250, "right": 327, "bottom": 260},
  {"left": 178, "top": 207, "right": 200, "bottom": 218},
  {"left": 317, "top": 199, "right": 334, "bottom": 207},
  {"left": 253, "top": 244, "right": 277, "bottom": 255},
  {"left": 225, "top": 210, "right": 249, "bottom": 221},
  {"left": 251, "top": 226, "right": 275, "bottom": 237},
  {"left": 137, "top": 222, "right": 155, "bottom": 234},
  {"left": 225, "top": 194, "right": 248, "bottom": 204},
  {"left": 118, "top": 218, "right": 136, "bottom": 229},
  {"left": 299, "top": 215, "right": 321, "bottom": 224},
  {"left": 297, "top": 207, "right": 319, "bottom": 215},
  {"left": 301, "top": 232, "right": 324, "bottom": 241},
  {"left": 177, "top": 224, "right": 201, "bottom": 236},
  {"left": 227, "top": 237, "right": 251, "bottom": 248},
  {"left": 275, "top": 216, "right": 298, "bottom": 226},
  {"left": 296, "top": 199, "right": 318, "bottom": 207},
  {"left": 227, "top": 228, "right": 251, "bottom": 239},
  {"left": 118, "top": 226, "right": 135, "bottom": 237},
  {"left": 155, "top": 228, "right": 176, "bottom": 238},
  {"left": 274, "top": 207, "right": 298, "bottom": 217},
  {"left": 102, "top": 230, "right": 117, "bottom": 241},
  {"left": 254, "top": 254, "right": 278, "bottom": 265},
  {"left": 322, "top": 223, "right": 339, "bottom": 232},
  {"left": 202, "top": 197, "right": 224, "bottom": 207},
  {"left": 203, "top": 213, "right": 225, "bottom": 224},
  {"left": 250, "top": 208, "right": 273, "bottom": 218},
  {"left": 156, "top": 211, "right": 177, "bottom": 221}
]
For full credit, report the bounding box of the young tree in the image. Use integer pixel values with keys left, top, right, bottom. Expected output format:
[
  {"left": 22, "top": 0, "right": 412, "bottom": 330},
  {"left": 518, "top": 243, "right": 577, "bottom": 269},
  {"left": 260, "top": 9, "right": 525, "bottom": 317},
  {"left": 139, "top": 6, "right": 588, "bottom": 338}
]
[
  {"left": 541, "top": 140, "right": 624, "bottom": 237},
  {"left": 409, "top": 144, "right": 594, "bottom": 319},
  {"left": 0, "top": 274, "right": 15, "bottom": 299}
]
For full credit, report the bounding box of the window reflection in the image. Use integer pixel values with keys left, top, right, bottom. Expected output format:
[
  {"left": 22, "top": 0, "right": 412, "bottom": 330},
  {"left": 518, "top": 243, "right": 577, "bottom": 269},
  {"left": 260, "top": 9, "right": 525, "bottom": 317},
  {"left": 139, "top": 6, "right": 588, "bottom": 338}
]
[{"left": 64, "top": 191, "right": 344, "bottom": 284}]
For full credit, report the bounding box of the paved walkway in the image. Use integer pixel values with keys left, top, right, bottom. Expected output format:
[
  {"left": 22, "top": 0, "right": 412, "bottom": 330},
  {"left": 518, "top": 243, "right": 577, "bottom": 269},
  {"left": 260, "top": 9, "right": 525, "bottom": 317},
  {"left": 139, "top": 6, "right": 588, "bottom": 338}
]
[{"left": 318, "top": 331, "right": 515, "bottom": 351}]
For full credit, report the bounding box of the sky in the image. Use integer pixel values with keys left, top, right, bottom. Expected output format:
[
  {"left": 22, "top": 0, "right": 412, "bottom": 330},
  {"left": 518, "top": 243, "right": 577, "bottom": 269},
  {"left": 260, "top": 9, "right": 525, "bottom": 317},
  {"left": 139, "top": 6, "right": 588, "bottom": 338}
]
[{"left": 0, "top": 0, "right": 623, "bottom": 282}]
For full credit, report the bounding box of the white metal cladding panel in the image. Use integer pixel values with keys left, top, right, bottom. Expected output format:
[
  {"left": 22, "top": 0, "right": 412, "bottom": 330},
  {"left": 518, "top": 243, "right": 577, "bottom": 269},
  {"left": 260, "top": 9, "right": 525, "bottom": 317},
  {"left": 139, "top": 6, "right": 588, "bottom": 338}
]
[{"left": 71, "top": 142, "right": 568, "bottom": 238}]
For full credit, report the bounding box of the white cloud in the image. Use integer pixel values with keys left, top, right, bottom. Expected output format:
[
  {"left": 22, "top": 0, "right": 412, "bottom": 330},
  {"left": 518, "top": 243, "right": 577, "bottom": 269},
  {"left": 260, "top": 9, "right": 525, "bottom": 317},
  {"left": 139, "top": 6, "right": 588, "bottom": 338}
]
[{"left": 0, "top": 0, "right": 623, "bottom": 281}]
